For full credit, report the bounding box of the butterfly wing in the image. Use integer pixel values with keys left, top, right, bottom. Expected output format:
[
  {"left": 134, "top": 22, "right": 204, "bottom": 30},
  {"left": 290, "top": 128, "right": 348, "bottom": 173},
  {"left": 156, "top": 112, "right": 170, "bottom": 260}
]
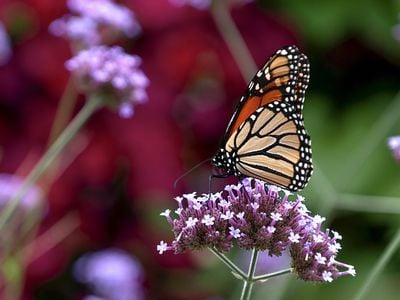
[
  {"left": 224, "top": 45, "right": 310, "bottom": 141},
  {"left": 213, "top": 45, "right": 312, "bottom": 191},
  {"left": 224, "top": 105, "right": 312, "bottom": 191}
]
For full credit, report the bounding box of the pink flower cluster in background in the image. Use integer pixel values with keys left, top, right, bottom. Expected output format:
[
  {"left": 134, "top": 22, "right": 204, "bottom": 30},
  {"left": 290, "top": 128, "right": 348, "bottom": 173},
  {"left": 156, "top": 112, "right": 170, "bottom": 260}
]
[
  {"left": 50, "top": 0, "right": 141, "bottom": 47},
  {"left": 66, "top": 46, "right": 149, "bottom": 117}
]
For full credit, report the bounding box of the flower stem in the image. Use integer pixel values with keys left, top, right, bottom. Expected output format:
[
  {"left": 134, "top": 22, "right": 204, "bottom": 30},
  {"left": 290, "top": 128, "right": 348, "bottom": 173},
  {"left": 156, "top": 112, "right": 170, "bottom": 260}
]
[
  {"left": 341, "top": 90, "right": 400, "bottom": 189},
  {"left": 0, "top": 95, "right": 103, "bottom": 231},
  {"left": 254, "top": 268, "right": 292, "bottom": 282},
  {"left": 208, "top": 247, "right": 247, "bottom": 280},
  {"left": 47, "top": 77, "right": 78, "bottom": 145},
  {"left": 240, "top": 249, "right": 259, "bottom": 300},
  {"left": 21, "top": 212, "right": 80, "bottom": 263},
  {"left": 352, "top": 227, "right": 400, "bottom": 300},
  {"left": 309, "top": 164, "right": 338, "bottom": 217},
  {"left": 210, "top": 0, "right": 257, "bottom": 81},
  {"left": 335, "top": 194, "right": 400, "bottom": 214}
]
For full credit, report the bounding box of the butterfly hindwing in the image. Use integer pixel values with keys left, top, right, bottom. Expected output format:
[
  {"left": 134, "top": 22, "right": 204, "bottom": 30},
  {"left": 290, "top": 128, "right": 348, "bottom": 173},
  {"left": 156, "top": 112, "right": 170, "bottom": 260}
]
[{"left": 224, "top": 104, "right": 312, "bottom": 191}]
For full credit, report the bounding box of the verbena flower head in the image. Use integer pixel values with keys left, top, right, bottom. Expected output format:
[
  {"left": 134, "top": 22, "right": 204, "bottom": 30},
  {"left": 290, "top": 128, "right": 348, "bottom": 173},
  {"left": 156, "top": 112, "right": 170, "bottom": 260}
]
[
  {"left": 158, "top": 178, "right": 355, "bottom": 282},
  {"left": 65, "top": 45, "right": 149, "bottom": 117},
  {"left": 0, "top": 22, "right": 11, "bottom": 65},
  {"left": 0, "top": 173, "right": 43, "bottom": 211},
  {"left": 74, "top": 248, "right": 144, "bottom": 300},
  {"left": 50, "top": 0, "right": 141, "bottom": 47},
  {"left": 388, "top": 136, "right": 400, "bottom": 161},
  {"left": 169, "top": 0, "right": 253, "bottom": 10}
]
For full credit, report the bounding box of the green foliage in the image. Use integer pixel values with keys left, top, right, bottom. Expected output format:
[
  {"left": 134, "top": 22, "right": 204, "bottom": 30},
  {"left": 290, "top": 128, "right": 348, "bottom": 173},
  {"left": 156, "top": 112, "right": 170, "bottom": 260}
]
[{"left": 265, "top": 0, "right": 400, "bottom": 59}]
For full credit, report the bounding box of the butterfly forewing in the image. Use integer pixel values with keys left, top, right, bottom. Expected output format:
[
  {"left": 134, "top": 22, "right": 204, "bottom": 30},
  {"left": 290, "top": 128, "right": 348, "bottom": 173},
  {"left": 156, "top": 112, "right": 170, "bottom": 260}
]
[
  {"left": 212, "top": 45, "right": 313, "bottom": 191},
  {"left": 224, "top": 45, "right": 310, "bottom": 140}
]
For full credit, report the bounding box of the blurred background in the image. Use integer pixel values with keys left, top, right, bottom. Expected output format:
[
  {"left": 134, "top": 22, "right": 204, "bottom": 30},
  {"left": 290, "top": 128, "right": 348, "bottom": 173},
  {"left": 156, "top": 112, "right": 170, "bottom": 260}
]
[{"left": 0, "top": 0, "right": 399, "bottom": 299}]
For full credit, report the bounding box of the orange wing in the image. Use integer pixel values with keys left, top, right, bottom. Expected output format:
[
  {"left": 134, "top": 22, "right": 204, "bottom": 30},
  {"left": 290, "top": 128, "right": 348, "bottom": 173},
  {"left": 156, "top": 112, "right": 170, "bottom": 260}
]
[{"left": 225, "top": 45, "right": 310, "bottom": 140}]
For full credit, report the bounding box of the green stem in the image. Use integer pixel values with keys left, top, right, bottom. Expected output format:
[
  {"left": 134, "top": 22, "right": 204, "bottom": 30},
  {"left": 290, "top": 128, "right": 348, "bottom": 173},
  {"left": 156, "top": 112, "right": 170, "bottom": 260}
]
[
  {"left": 254, "top": 268, "right": 293, "bottom": 282},
  {"left": 2, "top": 254, "right": 23, "bottom": 300},
  {"left": 309, "top": 164, "right": 338, "bottom": 217},
  {"left": 336, "top": 194, "right": 400, "bottom": 214},
  {"left": 210, "top": 0, "right": 257, "bottom": 81},
  {"left": 341, "top": 90, "right": 400, "bottom": 189},
  {"left": 0, "top": 95, "right": 103, "bottom": 230},
  {"left": 208, "top": 247, "right": 247, "bottom": 280},
  {"left": 352, "top": 227, "right": 400, "bottom": 300},
  {"left": 240, "top": 249, "right": 259, "bottom": 300},
  {"left": 47, "top": 77, "right": 78, "bottom": 145}
]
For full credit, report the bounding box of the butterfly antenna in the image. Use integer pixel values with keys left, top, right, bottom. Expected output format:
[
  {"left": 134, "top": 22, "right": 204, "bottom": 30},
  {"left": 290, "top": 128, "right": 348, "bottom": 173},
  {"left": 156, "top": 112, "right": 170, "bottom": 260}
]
[{"left": 173, "top": 157, "right": 213, "bottom": 189}]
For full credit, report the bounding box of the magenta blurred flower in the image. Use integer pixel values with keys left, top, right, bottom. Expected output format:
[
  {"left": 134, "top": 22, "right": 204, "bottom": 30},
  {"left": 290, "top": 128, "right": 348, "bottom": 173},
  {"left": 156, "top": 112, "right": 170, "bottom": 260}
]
[
  {"left": 388, "top": 136, "right": 400, "bottom": 161},
  {"left": 65, "top": 45, "right": 149, "bottom": 117},
  {"left": 50, "top": 0, "right": 141, "bottom": 47},
  {"left": 0, "top": 173, "right": 43, "bottom": 211},
  {"left": 74, "top": 248, "right": 144, "bottom": 300},
  {"left": 0, "top": 22, "right": 11, "bottom": 65},
  {"left": 159, "top": 178, "right": 355, "bottom": 282}
]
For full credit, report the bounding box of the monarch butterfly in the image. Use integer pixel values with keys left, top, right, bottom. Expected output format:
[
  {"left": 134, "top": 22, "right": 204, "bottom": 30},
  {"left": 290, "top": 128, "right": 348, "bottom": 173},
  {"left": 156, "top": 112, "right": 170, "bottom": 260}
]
[{"left": 212, "top": 45, "right": 313, "bottom": 191}]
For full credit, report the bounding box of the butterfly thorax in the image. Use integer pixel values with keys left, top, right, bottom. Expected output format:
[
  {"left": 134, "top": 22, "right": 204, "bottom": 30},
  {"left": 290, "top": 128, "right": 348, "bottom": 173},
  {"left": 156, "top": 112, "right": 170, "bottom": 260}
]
[{"left": 212, "top": 148, "right": 241, "bottom": 177}]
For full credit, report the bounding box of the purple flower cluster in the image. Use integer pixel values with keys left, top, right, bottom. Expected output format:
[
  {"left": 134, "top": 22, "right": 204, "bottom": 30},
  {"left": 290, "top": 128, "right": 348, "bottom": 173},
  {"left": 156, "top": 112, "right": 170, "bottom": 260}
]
[
  {"left": 0, "top": 22, "right": 11, "bottom": 65},
  {"left": 50, "top": 0, "right": 141, "bottom": 47},
  {"left": 388, "top": 136, "right": 400, "bottom": 161},
  {"left": 66, "top": 46, "right": 149, "bottom": 117},
  {"left": 290, "top": 217, "right": 355, "bottom": 282},
  {"left": 74, "top": 248, "right": 144, "bottom": 300},
  {"left": 158, "top": 178, "right": 355, "bottom": 282},
  {"left": 169, "top": 0, "right": 253, "bottom": 10}
]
